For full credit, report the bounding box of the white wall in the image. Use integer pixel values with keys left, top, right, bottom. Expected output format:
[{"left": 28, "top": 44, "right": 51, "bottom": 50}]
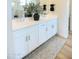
[
  {"left": 40, "top": 0, "right": 70, "bottom": 38},
  {"left": 55, "top": 0, "right": 70, "bottom": 38},
  {"left": 7, "top": 0, "right": 15, "bottom": 58}
]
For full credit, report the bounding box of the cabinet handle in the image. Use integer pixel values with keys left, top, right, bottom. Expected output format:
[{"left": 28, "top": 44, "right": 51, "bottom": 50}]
[
  {"left": 52, "top": 25, "right": 54, "bottom": 28},
  {"left": 46, "top": 27, "right": 48, "bottom": 31},
  {"left": 26, "top": 36, "right": 30, "bottom": 41}
]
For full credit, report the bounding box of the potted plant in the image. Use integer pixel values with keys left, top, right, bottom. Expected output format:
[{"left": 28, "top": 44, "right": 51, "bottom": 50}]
[
  {"left": 33, "top": 3, "right": 43, "bottom": 21},
  {"left": 24, "top": 3, "right": 35, "bottom": 17}
]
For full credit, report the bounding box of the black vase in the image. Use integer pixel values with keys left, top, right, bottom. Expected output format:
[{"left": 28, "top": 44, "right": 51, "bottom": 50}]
[
  {"left": 33, "top": 13, "right": 40, "bottom": 21},
  {"left": 43, "top": 5, "right": 47, "bottom": 11},
  {"left": 50, "top": 4, "right": 55, "bottom": 11}
]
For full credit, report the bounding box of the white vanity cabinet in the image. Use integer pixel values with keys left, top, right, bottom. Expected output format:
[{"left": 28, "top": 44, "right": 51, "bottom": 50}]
[
  {"left": 13, "top": 25, "right": 39, "bottom": 59},
  {"left": 12, "top": 15, "right": 57, "bottom": 59},
  {"left": 38, "top": 23, "right": 48, "bottom": 45},
  {"left": 47, "top": 19, "right": 57, "bottom": 39}
]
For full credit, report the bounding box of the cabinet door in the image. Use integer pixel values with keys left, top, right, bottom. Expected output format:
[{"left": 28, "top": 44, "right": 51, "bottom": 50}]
[
  {"left": 13, "top": 28, "right": 30, "bottom": 58},
  {"left": 38, "top": 23, "right": 47, "bottom": 45},
  {"left": 28, "top": 25, "right": 39, "bottom": 52},
  {"left": 47, "top": 19, "right": 57, "bottom": 39}
]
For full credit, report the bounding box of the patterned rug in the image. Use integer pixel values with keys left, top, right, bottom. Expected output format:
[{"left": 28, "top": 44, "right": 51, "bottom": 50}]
[{"left": 24, "top": 35, "right": 66, "bottom": 59}]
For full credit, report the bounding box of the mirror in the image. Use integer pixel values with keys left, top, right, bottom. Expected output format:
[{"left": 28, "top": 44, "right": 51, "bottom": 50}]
[
  {"left": 12, "top": 0, "right": 39, "bottom": 18},
  {"left": 12, "top": 0, "right": 55, "bottom": 19}
]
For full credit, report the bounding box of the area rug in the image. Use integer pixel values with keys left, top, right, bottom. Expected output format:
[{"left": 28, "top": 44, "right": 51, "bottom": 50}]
[{"left": 24, "top": 35, "right": 66, "bottom": 59}]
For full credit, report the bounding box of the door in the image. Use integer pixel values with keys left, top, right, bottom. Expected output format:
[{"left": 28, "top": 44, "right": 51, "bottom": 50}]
[
  {"left": 28, "top": 25, "right": 39, "bottom": 52},
  {"left": 47, "top": 19, "right": 57, "bottom": 39},
  {"left": 38, "top": 23, "right": 47, "bottom": 45},
  {"left": 13, "top": 28, "right": 29, "bottom": 58}
]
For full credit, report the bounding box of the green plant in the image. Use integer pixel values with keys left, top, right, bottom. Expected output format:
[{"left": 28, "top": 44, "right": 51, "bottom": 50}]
[
  {"left": 24, "top": 3, "right": 43, "bottom": 14},
  {"left": 33, "top": 3, "right": 43, "bottom": 14},
  {"left": 24, "top": 3, "right": 35, "bottom": 14}
]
